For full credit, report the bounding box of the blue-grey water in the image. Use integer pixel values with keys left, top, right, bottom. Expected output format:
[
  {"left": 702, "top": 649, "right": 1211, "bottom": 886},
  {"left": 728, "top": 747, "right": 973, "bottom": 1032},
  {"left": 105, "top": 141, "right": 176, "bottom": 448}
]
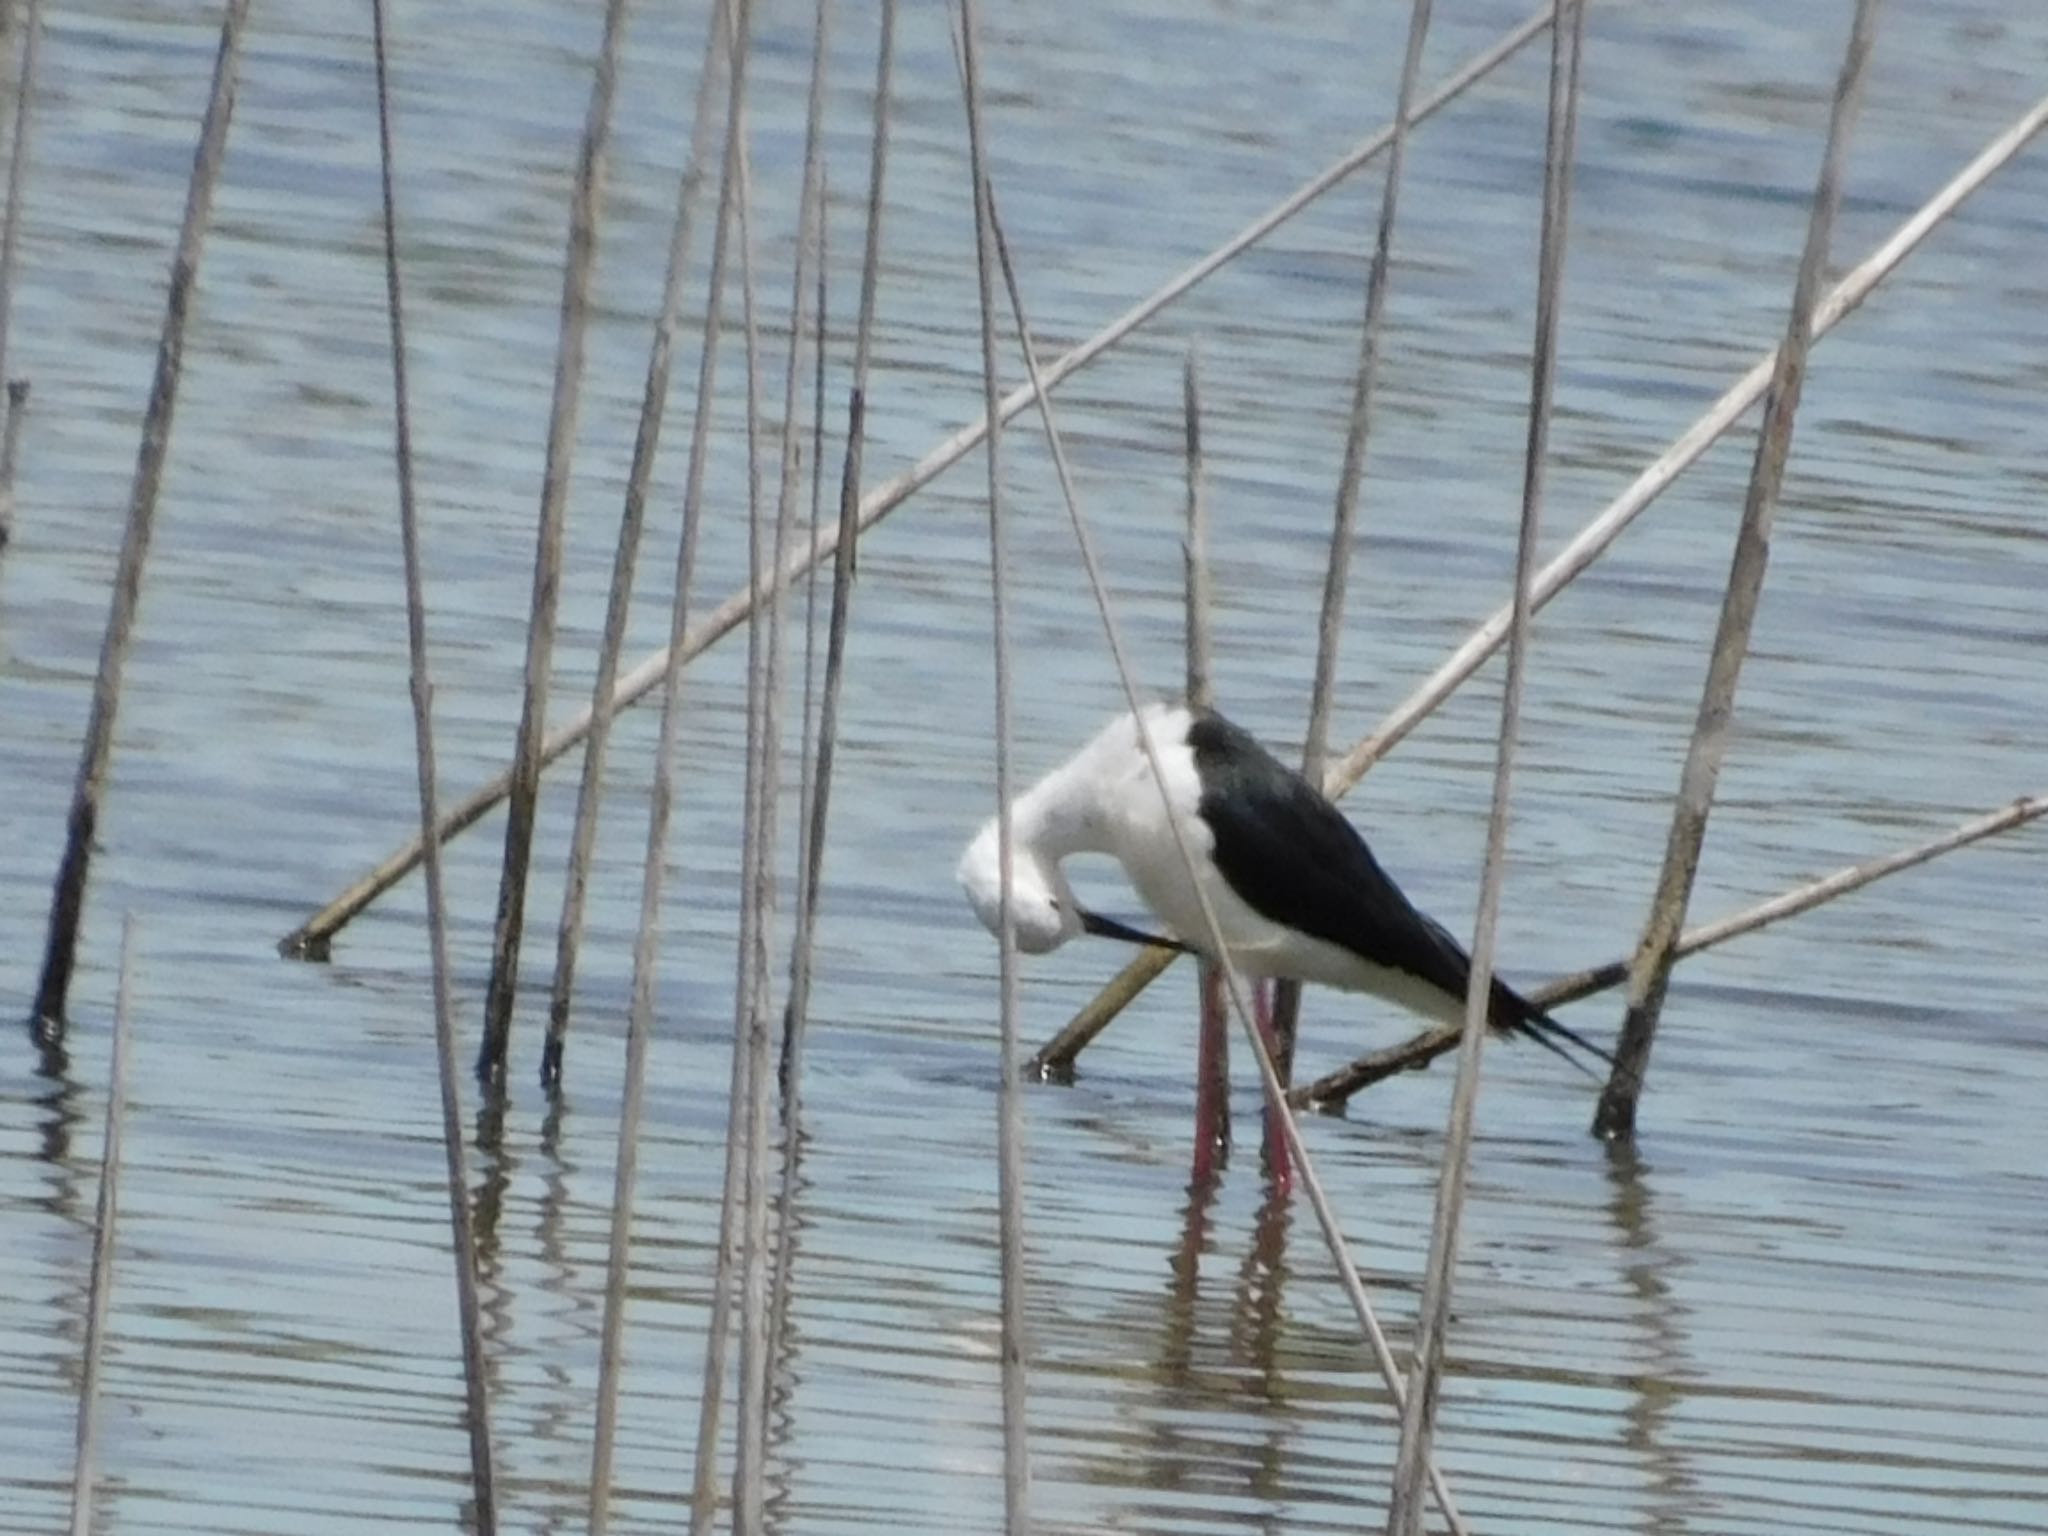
[{"left": 3, "top": 1, "right": 2045, "bottom": 1532}]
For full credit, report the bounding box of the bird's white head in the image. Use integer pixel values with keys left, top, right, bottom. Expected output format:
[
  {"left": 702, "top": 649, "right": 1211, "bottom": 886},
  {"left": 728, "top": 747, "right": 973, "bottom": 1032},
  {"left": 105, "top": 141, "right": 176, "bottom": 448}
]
[{"left": 956, "top": 813, "right": 1080, "bottom": 955}]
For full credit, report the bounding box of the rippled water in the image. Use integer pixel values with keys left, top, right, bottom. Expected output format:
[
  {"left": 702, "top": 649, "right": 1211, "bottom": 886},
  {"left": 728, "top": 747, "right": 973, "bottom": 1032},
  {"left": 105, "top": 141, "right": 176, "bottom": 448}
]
[{"left": 3, "top": 1, "right": 2046, "bottom": 1532}]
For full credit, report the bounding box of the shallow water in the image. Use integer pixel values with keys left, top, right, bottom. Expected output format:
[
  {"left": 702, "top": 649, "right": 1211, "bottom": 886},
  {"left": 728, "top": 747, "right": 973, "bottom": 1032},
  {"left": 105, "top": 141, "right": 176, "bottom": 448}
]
[{"left": 3, "top": 0, "right": 2046, "bottom": 1532}]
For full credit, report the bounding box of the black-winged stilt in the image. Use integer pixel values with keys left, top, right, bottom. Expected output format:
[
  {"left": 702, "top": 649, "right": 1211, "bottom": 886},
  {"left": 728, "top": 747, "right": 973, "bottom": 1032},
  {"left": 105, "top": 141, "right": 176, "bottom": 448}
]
[{"left": 958, "top": 703, "right": 1606, "bottom": 1173}]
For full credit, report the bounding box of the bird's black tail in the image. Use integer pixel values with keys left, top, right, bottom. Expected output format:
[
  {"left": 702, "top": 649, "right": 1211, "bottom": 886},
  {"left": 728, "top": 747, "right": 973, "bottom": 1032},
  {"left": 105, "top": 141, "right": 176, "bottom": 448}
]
[{"left": 1488, "top": 974, "right": 1611, "bottom": 1076}]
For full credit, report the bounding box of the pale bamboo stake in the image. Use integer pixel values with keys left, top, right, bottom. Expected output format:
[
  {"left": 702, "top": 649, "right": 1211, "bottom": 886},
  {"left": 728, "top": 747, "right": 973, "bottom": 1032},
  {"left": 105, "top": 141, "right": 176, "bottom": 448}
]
[
  {"left": 369, "top": 2, "right": 498, "bottom": 1519},
  {"left": 68, "top": 915, "right": 135, "bottom": 1536},
  {"left": 1032, "top": 90, "right": 2048, "bottom": 1071},
  {"left": 956, "top": 5, "right": 1032, "bottom": 1526},
  {"left": 1387, "top": 2, "right": 1585, "bottom": 1526},
  {"left": 0, "top": 0, "right": 43, "bottom": 476},
  {"left": 1269, "top": 0, "right": 1437, "bottom": 1084},
  {"left": 972, "top": 112, "right": 1467, "bottom": 1536},
  {"left": 737, "top": 3, "right": 831, "bottom": 1518},
  {"left": 542, "top": 2, "right": 730, "bottom": 1090},
  {"left": 1595, "top": 0, "right": 1884, "bottom": 1144},
  {"left": 32, "top": 0, "right": 252, "bottom": 1041},
  {"left": 589, "top": 4, "right": 755, "bottom": 1529},
  {"left": 275, "top": 6, "right": 1553, "bottom": 959},
  {"left": 780, "top": 0, "right": 896, "bottom": 1097},
  {"left": 689, "top": 49, "right": 769, "bottom": 1536},
  {"left": 1184, "top": 349, "right": 1230, "bottom": 1180},
  {"left": 725, "top": 128, "right": 776, "bottom": 1534},
  {"left": 1296, "top": 790, "right": 2048, "bottom": 1107},
  {"left": 479, "top": 0, "right": 634, "bottom": 1083}
]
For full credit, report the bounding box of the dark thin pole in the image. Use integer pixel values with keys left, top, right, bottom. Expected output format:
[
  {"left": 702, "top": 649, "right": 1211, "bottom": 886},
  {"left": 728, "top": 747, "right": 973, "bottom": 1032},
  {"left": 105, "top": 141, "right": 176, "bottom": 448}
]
[
  {"left": 781, "top": 0, "right": 895, "bottom": 1095},
  {"left": 1595, "top": 0, "right": 1883, "bottom": 1142},
  {"left": 541, "top": 2, "right": 729, "bottom": 1089},
  {"left": 1268, "top": 0, "right": 1436, "bottom": 1088},
  {"left": 478, "top": 0, "right": 634, "bottom": 1083},
  {"left": 32, "top": 0, "right": 252, "bottom": 1042}
]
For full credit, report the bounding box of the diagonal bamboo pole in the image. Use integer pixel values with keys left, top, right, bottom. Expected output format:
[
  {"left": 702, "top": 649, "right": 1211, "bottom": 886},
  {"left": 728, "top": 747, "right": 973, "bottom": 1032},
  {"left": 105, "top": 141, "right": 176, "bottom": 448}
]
[
  {"left": 276, "top": 4, "right": 1554, "bottom": 959},
  {"left": 1387, "top": 0, "right": 1585, "bottom": 1525},
  {"left": 1294, "top": 789, "right": 2048, "bottom": 1107},
  {"left": 1595, "top": 0, "right": 1884, "bottom": 1143},
  {"left": 1031, "top": 89, "right": 2048, "bottom": 1075}
]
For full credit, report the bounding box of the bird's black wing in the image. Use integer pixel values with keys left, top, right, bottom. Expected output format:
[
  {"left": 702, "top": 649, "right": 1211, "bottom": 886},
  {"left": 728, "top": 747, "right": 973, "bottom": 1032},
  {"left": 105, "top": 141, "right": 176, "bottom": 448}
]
[{"left": 1186, "top": 711, "right": 1608, "bottom": 1069}]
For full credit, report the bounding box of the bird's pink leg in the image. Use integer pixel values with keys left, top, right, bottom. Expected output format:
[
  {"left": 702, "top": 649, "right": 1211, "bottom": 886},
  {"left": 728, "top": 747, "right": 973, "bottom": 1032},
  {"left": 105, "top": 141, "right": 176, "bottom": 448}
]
[
  {"left": 1254, "top": 981, "right": 1293, "bottom": 1193},
  {"left": 1191, "top": 963, "right": 1231, "bottom": 1185}
]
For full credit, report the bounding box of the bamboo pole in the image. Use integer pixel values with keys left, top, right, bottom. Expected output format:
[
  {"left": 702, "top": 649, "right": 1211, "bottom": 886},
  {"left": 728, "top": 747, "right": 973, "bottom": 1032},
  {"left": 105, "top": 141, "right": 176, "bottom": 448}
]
[
  {"left": 955, "top": 5, "right": 1033, "bottom": 1526},
  {"left": 1295, "top": 789, "right": 2048, "bottom": 1107},
  {"left": 1387, "top": 2, "right": 1585, "bottom": 1525},
  {"left": 1031, "top": 90, "right": 2048, "bottom": 1073},
  {"left": 687, "top": 42, "right": 769, "bottom": 1536},
  {"left": 478, "top": 0, "right": 634, "bottom": 1083},
  {"left": 32, "top": 0, "right": 252, "bottom": 1042},
  {"left": 969, "top": 98, "right": 1466, "bottom": 1536},
  {"left": 68, "top": 915, "right": 135, "bottom": 1536},
  {"left": 767, "top": 160, "right": 831, "bottom": 1433},
  {"left": 276, "top": 5, "right": 1553, "bottom": 959},
  {"left": 1183, "top": 349, "right": 1230, "bottom": 1182},
  {"left": 0, "top": 0, "right": 42, "bottom": 505},
  {"left": 1594, "top": 0, "right": 1884, "bottom": 1144},
  {"left": 368, "top": 2, "right": 498, "bottom": 1519},
  {"left": 1269, "top": 0, "right": 1436, "bottom": 1088},
  {"left": 541, "top": 1, "right": 729, "bottom": 1090},
  {"left": 737, "top": 2, "right": 831, "bottom": 1518},
  {"left": 783, "top": 0, "right": 895, "bottom": 1101},
  {"left": 589, "top": 2, "right": 755, "bottom": 1527}
]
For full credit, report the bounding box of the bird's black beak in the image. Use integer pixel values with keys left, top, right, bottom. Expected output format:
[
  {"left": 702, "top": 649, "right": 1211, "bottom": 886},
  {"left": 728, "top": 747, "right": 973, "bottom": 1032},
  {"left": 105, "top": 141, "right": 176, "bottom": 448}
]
[{"left": 1075, "top": 906, "right": 1194, "bottom": 953}]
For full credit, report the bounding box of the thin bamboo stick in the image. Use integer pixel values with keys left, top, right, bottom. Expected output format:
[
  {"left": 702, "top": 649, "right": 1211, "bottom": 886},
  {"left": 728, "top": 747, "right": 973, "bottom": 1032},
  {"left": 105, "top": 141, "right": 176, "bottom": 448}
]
[
  {"left": 971, "top": 108, "right": 1467, "bottom": 1536},
  {"left": 541, "top": 2, "right": 730, "bottom": 1090},
  {"left": 767, "top": 167, "right": 830, "bottom": 1434},
  {"left": 688, "top": 33, "right": 768, "bottom": 1536},
  {"left": 737, "top": 3, "right": 831, "bottom": 1518},
  {"left": 276, "top": 5, "right": 1552, "bottom": 958},
  {"left": 1295, "top": 789, "right": 2048, "bottom": 1107},
  {"left": 725, "top": 126, "right": 776, "bottom": 1534},
  {"left": 68, "top": 914, "right": 135, "bottom": 1536},
  {"left": 1184, "top": 349, "right": 1230, "bottom": 1181},
  {"left": 0, "top": 0, "right": 42, "bottom": 495},
  {"left": 1595, "top": 0, "right": 1884, "bottom": 1144},
  {"left": 369, "top": 2, "right": 498, "bottom": 1520},
  {"left": 1030, "top": 90, "right": 2048, "bottom": 1072},
  {"left": 32, "top": 0, "right": 252, "bottom": 1042},
  {"left": 478, "top": 0, "right": 634, "bottom": 1083},
  {"left": 1387, "top": 2, "right": 1585, "bottom": 1525},
  {"left": 780, "top": 0, "right": 895, "bottom": 1097},
  {"left": 1269, "top": 0, "right": 1436, "bottom": 1087},
  {"left": 956, "top": 5, "right": 1032, "bottom": 1526},
  {"left": 590, "top": 2, "right": 755, "bottom": 1527}
]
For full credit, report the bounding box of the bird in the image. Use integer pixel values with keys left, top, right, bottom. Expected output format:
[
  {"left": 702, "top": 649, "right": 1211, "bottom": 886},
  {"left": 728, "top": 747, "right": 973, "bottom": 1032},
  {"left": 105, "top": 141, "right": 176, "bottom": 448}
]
[{"left": 956, "top": 701, "right": 1607, "bottom": 1076}]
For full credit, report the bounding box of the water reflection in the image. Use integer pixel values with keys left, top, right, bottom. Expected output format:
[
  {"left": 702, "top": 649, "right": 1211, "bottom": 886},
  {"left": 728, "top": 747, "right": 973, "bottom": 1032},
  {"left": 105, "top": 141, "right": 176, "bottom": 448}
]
[{"left": 1604, "top": 1142, "right": 1693, "bottom": 1528}]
